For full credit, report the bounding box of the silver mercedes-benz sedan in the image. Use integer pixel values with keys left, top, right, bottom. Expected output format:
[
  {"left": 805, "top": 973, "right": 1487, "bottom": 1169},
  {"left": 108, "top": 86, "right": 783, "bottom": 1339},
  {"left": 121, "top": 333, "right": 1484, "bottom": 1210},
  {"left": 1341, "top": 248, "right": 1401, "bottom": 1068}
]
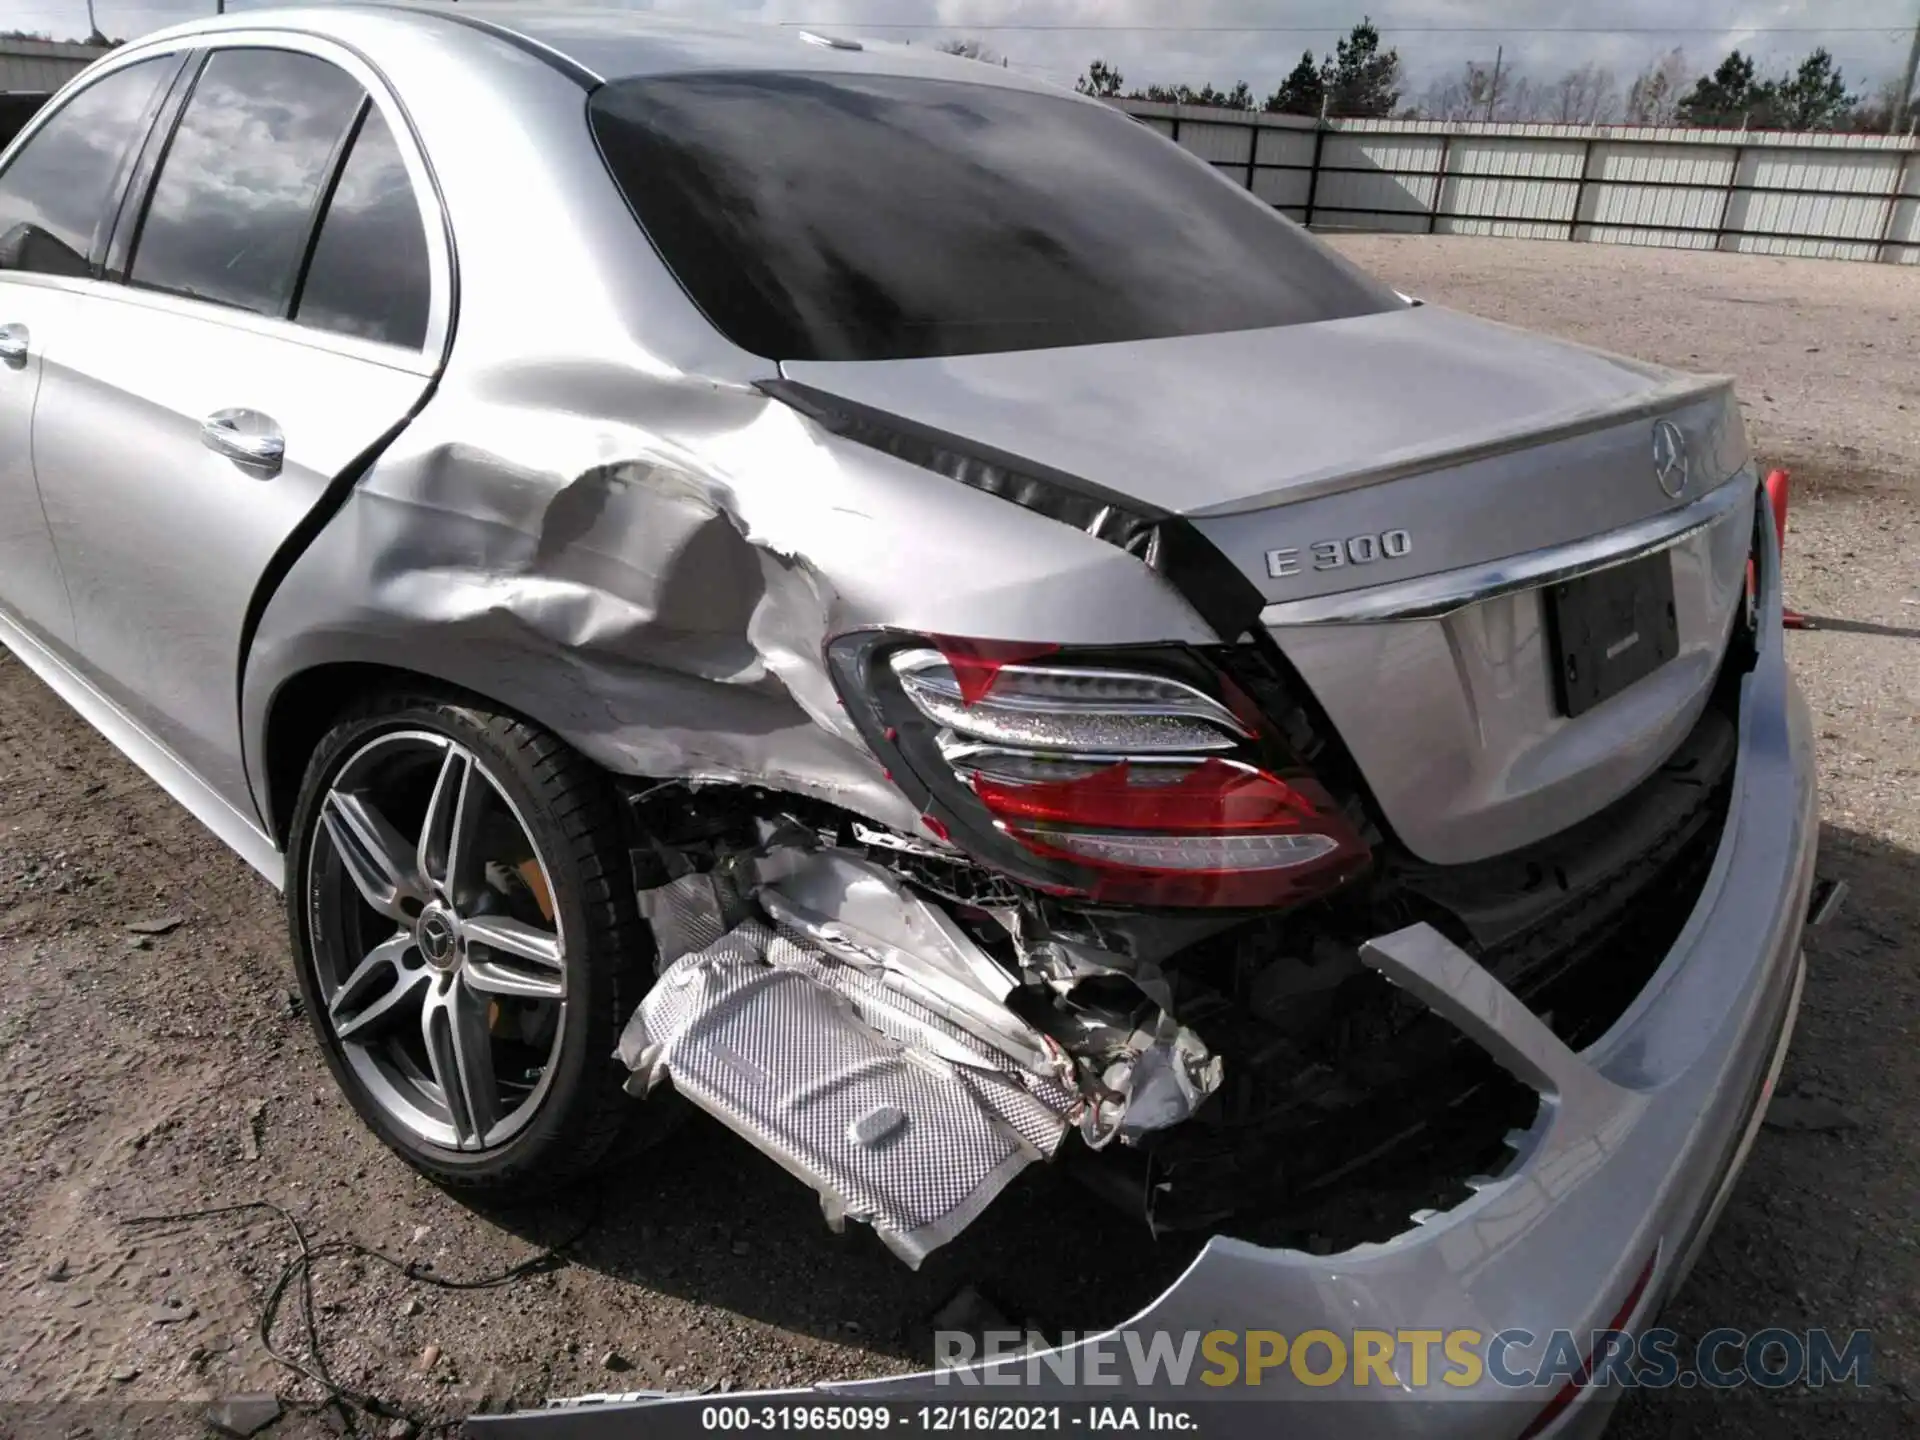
[{"left": 0, "top": 3, "right": 1816, "bottom": 1430}]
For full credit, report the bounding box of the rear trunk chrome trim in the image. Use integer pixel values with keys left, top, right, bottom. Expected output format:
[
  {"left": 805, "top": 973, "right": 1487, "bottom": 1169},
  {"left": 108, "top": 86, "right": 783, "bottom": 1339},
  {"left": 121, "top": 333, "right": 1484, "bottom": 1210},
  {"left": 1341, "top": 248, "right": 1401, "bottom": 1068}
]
[{"left": 1261, "top": 472, "right": 1752, "bottom": 627}]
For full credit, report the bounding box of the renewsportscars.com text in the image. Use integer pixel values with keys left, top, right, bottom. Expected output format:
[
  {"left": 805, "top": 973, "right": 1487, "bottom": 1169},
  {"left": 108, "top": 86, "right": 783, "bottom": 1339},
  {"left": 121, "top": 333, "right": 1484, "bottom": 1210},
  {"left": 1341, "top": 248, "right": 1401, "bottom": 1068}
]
[{"left": 933, "top": 1327, "right": 1872, "bottom": 1392}]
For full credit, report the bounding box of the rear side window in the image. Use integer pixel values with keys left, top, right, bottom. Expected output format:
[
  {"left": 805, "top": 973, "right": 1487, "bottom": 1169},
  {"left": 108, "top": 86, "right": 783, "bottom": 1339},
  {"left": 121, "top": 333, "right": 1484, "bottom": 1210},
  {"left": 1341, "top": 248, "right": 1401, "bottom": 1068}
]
[
  {"left": 131, "top": 48, "right": 363, "bottom": 316},
  {"left": 589, "top": 72, "right": 1398, "bottom": 362},
  {"left": 0, "top": 58, "right": 171, "bottom": 279},
  {"left": 293, "top": 107, "right": 431, "bottom": 349}
]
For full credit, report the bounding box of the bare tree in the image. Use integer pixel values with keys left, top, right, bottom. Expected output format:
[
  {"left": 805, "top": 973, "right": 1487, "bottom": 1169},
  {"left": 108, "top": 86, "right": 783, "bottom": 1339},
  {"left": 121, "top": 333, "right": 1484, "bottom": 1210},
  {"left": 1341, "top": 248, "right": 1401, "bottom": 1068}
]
[
  {"left": 1504, "top": 74, "right": 1548, "bottom": 121},
  {"left": 1420, "top": 59, "right": 1515, "bottom": 121},
  {"left": 1849, "top": 73, "right": 1913, "bottom": 133},
  {"left": 1546, "top": 62, "right": 1621, "bottom": 123},
  {"left": 1625, "top": 47, "right": 1692, "bottom": 124}
]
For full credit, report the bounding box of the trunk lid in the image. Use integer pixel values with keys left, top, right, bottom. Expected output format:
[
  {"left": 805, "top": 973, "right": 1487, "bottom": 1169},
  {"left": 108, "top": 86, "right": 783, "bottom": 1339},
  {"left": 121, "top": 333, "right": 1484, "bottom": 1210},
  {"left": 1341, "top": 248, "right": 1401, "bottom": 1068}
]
[{"left": 785, "top": 305, "right": 1755, "bottom": 865}]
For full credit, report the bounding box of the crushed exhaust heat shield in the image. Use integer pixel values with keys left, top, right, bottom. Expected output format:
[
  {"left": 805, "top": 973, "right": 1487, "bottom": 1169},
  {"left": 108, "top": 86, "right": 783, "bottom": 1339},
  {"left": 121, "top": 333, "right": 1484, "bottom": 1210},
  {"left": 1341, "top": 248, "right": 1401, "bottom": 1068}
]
[{"left": 617, "top": 850, "right": 1221, "bottom": 1263}]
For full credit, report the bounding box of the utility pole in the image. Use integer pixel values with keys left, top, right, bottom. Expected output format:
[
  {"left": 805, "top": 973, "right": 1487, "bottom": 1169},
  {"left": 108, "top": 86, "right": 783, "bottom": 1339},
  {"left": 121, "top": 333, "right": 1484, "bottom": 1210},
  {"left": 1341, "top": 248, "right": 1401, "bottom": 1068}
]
[
  {"left": 1894, "top": 3, "right": 1920, "bottom": 135},
  {"left": 1484, "top": 45, "right": 1503, "bottom": 122}
]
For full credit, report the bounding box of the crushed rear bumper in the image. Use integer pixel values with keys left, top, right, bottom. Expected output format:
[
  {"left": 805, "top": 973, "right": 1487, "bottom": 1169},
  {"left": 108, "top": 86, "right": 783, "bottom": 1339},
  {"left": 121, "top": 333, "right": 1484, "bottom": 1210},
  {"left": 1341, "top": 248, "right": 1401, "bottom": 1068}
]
[
  {"left": 478, "top": 499, "right": 1817, "bottom": 1439},
  {"left": 838, "top": 507, "right": 1819, "bottom": 1435}
]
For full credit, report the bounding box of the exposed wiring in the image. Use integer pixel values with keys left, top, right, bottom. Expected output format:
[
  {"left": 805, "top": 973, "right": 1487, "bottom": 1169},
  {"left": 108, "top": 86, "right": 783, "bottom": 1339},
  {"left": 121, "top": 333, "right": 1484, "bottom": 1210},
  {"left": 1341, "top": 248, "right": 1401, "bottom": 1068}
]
[{"left": 121, "top": 1197, "right": 601, "bottom": 1433}]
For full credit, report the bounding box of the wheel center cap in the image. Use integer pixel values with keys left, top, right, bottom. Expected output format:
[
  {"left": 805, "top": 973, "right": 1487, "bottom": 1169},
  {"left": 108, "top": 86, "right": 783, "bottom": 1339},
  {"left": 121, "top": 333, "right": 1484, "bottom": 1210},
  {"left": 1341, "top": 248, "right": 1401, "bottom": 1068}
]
[{"left": 417, "top": 906, "right": 461, "bottom": 972}]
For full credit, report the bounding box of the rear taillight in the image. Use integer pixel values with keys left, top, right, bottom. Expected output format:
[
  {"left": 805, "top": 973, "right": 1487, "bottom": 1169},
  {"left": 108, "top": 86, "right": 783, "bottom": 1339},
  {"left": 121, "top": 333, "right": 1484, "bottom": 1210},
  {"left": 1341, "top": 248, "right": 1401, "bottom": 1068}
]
[{"left": 830, "top": 634, "right": 1370, "bottom": 908}]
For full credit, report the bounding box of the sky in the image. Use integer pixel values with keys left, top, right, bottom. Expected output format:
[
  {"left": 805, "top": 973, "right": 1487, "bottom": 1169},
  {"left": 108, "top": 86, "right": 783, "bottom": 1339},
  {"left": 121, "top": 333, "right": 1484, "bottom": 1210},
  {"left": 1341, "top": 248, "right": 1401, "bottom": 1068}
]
[{"left": 10, "top": 0, "right": 1918, "bottom": 102}]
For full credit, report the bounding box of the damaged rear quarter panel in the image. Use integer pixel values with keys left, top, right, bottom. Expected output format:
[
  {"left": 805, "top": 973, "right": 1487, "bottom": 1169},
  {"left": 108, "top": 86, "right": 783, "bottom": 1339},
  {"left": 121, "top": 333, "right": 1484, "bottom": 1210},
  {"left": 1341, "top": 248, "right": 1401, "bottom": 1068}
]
[
  {"left": 234, "top": 19, "right": 1210, "bottom": 842},
  {"left": 241, "top": 370, "right": 1215, "bottom": 840}
]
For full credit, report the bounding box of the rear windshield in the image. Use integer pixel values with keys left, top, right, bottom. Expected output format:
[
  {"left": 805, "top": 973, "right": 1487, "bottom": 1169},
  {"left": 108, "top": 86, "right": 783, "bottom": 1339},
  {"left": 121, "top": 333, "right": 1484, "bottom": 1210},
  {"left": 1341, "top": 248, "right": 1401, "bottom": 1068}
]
[{"left": 589, "top": 72, "right": 1399, "bottom": 362}]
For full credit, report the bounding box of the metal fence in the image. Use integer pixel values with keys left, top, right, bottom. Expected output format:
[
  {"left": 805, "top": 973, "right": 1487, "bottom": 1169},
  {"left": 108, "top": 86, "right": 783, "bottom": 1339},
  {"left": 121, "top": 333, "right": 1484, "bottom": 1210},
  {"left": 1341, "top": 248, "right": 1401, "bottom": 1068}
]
[
  {"left": 0, "top": 38, "right": 100, "bottom": 92},
  {"left": 1, "top": 40, "right": 100, "bottom": 150},
  {"left": 1119, "top": 99, "right": 1920, "bottom": 265}
]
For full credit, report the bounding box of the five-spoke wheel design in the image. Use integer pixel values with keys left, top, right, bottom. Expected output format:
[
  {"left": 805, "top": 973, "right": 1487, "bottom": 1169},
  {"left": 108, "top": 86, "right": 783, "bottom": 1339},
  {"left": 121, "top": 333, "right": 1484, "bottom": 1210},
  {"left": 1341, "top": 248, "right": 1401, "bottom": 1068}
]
[{"left": 307, "top": 729, "right": 569, "bottom": 1153}]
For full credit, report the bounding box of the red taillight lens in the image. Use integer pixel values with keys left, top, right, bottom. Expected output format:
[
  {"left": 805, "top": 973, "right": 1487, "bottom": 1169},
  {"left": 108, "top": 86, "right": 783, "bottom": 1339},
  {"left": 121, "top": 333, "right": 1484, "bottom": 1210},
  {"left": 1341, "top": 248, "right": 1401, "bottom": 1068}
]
[
  {"left": 1764, "top": 467, "right": 1791, "bottom": 550},
  {"left": 974, "top": 758, "right": 1323, "bottom": 833},
  {"left": 854, "top": 639, "right": 1372, "bottom": 910},
  {"left": 975, "top": 759, "right": 1369, "bottom": 907},
  {"left": 928, "top": 635, "right": 1061, "bottom": 705}
]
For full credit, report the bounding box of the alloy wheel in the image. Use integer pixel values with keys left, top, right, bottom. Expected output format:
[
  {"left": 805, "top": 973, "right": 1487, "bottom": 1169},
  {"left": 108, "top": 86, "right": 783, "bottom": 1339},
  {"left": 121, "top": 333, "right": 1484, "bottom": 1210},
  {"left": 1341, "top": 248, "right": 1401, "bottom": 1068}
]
[{"left": 307, "top": 730, "right": 569, "bottom": 1152}]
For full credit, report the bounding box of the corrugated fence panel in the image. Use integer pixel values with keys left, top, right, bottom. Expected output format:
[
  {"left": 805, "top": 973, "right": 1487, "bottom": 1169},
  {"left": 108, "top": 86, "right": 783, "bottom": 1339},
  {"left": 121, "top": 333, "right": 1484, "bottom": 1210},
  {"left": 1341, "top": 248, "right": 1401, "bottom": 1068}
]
[
  {"left": 1111, "top": 99, "right": 1920, "bottom": 264},
  {"left": 1440, "top": 215, "right": 1574, "bottom": 240},
  {"left": 0, "top": 40, "right": 100, "bottom": 92},
  {"left": 1892, "top": 154, "right": 1920, "bottom": 264},
  {"left": 1325, "top": 131, "right": 1445, "bottom": 177},
  {"left": 1589, "top": 141, "right": 1735, "bottom": 188},
  {"left": 1588, "top": 224, "right": 1721, "bottom": 251},
  {"left": 1176, "top": 119, "right": 1254, "bottom": 165},
  {"left": 1253, "top": 125, "right": 1316, "bottom": 167},
  {"left": 1729, "top": 189, "right": 1887, "bottom": 245},
  {"left": 1251, "top": 168, "right": 1312, "bottom": 211},
  {"left": 1451, "top": 137, "right": 1587, "bottom": 179},
  {"left": 1443, "top": 138, "right": 1583, "bottom": 230},
  {"left": 1315, "top": 132, "right": 1442, "bottom": 229},
  {"left": 1742, "top": 147, "right": 1903, "bottom": 196},
  {"left": 0, "top": 54, "right": 89, "bottom": 89}
]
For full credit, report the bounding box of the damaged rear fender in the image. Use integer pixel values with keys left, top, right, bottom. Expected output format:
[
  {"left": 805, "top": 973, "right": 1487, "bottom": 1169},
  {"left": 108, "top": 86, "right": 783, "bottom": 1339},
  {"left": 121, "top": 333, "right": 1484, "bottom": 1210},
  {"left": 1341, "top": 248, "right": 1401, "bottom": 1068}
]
[{"left": 241, "top": 371, "right": 1214, "bottom": 843}]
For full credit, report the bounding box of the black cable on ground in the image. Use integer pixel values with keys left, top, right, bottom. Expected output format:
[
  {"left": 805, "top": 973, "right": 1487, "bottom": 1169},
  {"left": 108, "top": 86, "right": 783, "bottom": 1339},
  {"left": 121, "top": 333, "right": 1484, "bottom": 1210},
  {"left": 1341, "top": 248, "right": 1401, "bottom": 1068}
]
[{"left": 120, "top": 1196, "right": 602, "bottom": 1434}]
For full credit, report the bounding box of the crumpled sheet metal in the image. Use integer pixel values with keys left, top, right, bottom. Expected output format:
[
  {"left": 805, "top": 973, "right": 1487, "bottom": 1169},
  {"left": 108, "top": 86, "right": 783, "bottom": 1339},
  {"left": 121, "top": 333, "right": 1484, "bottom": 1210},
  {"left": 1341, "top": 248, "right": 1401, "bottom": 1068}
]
[
  {"left": 619, "top": 919, "right": 1071, "bottom": 1266},
  {"left": 241, "top": 372, "right": 1215, "bottom": 844},
  {"left": 1079, "top": 1014, "right": 1225, "bottom": 1150},
  {"left": 633, "top": 847, "right": 1221, "bottom": 1229},
  {"left": 756, "top": 850, "right": 1070, "bottom": 1083}
]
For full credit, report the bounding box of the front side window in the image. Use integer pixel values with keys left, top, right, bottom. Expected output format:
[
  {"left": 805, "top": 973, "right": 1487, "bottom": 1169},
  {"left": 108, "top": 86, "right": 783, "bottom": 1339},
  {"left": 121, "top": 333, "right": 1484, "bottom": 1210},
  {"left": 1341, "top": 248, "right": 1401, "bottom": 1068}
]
[
  {"left": 293, "top": 106, "right": 431, "bottom": 349},
  {"left": 589, "top": 72, "right": 1399, "bottom": 362},
  {"left": 131, "top": 48, "right": 363, "bottom": 316},
  {"left": 0, "top": 58, "right": 171, "bottom": 279}
]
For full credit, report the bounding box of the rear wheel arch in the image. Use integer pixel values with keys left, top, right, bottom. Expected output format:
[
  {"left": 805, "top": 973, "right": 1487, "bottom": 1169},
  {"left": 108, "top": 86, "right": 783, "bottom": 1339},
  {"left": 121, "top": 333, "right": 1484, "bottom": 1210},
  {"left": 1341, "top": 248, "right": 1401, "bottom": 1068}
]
[{"left": 260, "top": 662, "right": 574, "bottom": 850}]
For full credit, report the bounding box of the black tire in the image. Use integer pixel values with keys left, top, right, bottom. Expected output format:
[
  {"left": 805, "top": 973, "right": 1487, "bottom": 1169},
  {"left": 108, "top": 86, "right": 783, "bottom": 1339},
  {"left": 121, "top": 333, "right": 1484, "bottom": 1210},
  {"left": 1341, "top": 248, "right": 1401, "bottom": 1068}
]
[{"left": 285, "top": 688, "right": 672, "bottom": 1196}]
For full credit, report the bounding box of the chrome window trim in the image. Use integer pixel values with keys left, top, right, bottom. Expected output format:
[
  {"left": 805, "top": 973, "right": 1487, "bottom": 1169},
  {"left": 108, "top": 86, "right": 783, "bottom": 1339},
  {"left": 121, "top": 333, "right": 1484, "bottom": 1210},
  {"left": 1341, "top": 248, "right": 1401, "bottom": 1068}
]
[
  {"left": 1260, "top": 471, "right": 1754, "bottom": 628},
  {"left": 64, "top": 27, "right": 454, "bottom": 368}
]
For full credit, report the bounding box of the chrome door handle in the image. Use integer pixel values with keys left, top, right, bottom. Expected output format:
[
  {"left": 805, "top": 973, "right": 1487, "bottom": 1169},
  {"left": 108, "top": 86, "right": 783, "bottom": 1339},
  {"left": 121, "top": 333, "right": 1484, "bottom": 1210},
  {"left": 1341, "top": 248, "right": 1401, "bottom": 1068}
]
[
  {"left": 0, "top": 323, "right": 27, "bottom": 367},
  {"left": 200, "top": 408, "right": 285, "bottom": 472}
]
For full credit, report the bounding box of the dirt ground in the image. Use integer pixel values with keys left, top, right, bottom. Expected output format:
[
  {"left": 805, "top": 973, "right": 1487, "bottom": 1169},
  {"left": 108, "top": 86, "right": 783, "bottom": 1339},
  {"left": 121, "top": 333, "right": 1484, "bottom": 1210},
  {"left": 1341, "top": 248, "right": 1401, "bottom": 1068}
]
[{"left": 1, "top": 237, "right": 1915, "bottom": 1437}]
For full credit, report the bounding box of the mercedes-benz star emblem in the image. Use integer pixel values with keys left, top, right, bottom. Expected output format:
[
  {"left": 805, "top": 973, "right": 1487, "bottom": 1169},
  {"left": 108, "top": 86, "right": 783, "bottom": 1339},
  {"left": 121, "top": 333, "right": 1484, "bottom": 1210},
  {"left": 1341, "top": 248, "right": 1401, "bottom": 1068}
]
[
  {"left": 418, "top": 911, "right": 458, "bottom": 968},
  {"left": 1652, "top": 419, "right": 1690, "bottom": 499}
]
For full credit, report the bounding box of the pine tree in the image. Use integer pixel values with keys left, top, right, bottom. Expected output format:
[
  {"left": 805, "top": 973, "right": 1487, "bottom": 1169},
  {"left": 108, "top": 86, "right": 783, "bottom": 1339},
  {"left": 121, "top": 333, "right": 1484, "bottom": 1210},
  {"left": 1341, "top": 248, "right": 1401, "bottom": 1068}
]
[
  {"left": 1320, "top": 19, "right": 1401, "bottom": 118},
  {"left": 1265, "top": 51, "right": 1326, "bottom": 116}
]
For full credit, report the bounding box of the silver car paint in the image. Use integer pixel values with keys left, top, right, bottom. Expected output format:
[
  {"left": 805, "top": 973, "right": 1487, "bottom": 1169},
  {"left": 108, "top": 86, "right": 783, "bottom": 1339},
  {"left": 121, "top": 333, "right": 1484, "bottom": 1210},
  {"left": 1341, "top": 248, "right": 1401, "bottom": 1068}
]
[
  {"left": 35, "top": 279, "right": 437, "bottom": 800},
  {"left": 786, "top": 310, "right": 1754, "bottom": 862},
  {"left": 0, "top": 282, "right": 76, "bottom": 645},
  {"left": 781, "top": 306, "right": 1744, "bottom": 546},
  {"left": 1273, "top": 483, "right": 1754, "bottom": 862}
]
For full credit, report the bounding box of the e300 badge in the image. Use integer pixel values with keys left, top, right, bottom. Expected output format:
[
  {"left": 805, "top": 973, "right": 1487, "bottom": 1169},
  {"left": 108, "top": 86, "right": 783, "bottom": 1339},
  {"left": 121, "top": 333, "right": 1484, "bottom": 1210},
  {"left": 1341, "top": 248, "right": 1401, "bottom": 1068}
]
[{"left": 1266, "top": 530, "right": 1413, "bottom": 581}]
